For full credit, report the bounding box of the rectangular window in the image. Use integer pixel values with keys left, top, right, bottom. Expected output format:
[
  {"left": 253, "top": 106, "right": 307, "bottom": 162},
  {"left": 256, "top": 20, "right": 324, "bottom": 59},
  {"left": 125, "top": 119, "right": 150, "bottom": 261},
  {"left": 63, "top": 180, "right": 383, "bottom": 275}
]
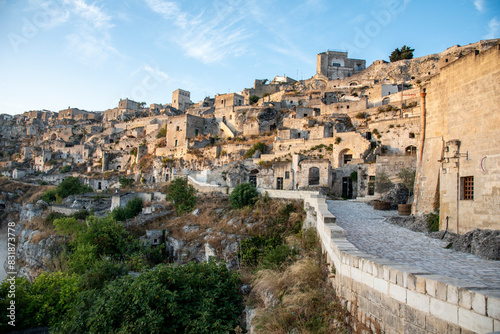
[
  {"left": 461, "top": 176, "right": 474, "bottom": 200},
  {"left": 285, "top": 171, "right": 290, "bottom": 179}
]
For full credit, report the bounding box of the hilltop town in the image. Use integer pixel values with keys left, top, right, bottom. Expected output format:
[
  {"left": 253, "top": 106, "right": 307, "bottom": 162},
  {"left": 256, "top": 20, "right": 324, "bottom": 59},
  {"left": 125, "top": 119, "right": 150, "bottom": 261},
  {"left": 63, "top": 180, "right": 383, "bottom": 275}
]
[
  {"left": 1, "top": 38, "right": 500, "bottom": 333},
  {"left": 2, "top": 39, "right": 499, "bottom": 234}
]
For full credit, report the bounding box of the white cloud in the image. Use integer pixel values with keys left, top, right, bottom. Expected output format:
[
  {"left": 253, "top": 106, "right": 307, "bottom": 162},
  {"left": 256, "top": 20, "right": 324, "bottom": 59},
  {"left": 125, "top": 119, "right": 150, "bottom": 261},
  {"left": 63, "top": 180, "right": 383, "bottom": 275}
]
[
  {"left": 484, "top": 17, "right": 499, "bottom": 39},
  {"left": 144, "top": 0, "right": 251, "bottom": 63},
  {"left": 66, "top": 32, "right": 119, "bottom": 66},
  {"left": 69, "top": 0, "right": 113, "bottom": 30},
  {"left": 473, "top": 0, "right": 485, "bottom": 12}
]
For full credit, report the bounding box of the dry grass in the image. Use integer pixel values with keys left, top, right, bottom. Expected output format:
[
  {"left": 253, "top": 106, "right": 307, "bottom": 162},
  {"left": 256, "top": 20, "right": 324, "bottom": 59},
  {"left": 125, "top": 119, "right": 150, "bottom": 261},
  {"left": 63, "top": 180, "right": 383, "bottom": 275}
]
[
  {"left": 250, "top": 254, "right": 351, "bottom": 334},
  {"left": 0, "top": 177, "right": 54, "bottom": 204}
]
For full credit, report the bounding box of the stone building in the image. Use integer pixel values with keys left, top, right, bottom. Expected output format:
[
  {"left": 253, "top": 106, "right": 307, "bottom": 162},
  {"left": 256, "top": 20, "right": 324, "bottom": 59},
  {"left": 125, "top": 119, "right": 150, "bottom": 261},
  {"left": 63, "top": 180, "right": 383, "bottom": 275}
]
[
  {"left": 165, "top": 114, "right": 207, "bottom": 148},
  {"left": 118, "top": 98, "right": 139, "bottom": 111},
  {"left": 414, "top": 42, "right": 500, "bottom": 233},
  {"left": 214, "top": 93, "right": 244, "bottom": 113},
  {"left": 58, "top": 107, "right": 88, "bottom": 120},
  {"left": 316, "top": 51, "right": 366, "bottom": 80},
  {"left": 172, "top": 89, "right": 192, "bottom": 112}
]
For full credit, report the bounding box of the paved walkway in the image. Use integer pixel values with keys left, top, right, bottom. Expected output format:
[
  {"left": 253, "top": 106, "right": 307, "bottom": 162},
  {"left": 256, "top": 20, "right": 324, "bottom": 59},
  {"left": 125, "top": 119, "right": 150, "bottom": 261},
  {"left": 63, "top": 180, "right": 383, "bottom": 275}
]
[{"left": 326, "top": 200, "right": 500, "bottom": 289}]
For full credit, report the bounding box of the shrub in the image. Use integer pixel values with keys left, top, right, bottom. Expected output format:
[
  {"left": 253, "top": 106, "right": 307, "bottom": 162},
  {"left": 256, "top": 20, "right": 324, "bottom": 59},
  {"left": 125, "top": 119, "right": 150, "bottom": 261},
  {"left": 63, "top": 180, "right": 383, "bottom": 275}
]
[
  {"left": 397, "top": 167, "right": 416, "bottom": 195},
  {"left": 40, "top": 189, "right": 58, "bottom": 203},
  {"left": 334, "top": 137, "right": 342, "bottom": 144},
  {"left": 56, "top": 177, "right": 92, "bottom": 199},
  {"left": 230, "top": 183, "right": 258, "bottom": 209},
  {"left": 166, "top": 178, "right": 197, "bottom": 214},
  {"left": 375, "top": 171, "right": 393, "bottom": 193},
  {"left": 60, "top": 165, "right": 71, "bottom": 173},
  {"left": 249, "top": 95, "right": 259, "bottom": 104},
  {"left": 112, "top": 197, "right": 143, "bottom": 221},
  {"left": 119, "top": 177, "right": 134, "bottom": 188},
  {"left": 355, "top": 112, "right": 369, "bottom": 119},
  {"left": 60, "top": 262, "right": 243, "bottom": 333},
  {"left": 244, "top": 142, "right": 266, "bottom": 159},
  {"left": 427, "top": 211, "right": 440, "bottom": 232}
]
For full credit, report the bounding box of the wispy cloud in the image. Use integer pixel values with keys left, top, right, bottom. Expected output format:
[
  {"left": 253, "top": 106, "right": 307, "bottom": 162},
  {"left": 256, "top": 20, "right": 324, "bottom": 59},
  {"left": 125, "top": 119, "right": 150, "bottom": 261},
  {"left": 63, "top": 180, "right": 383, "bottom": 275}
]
[
  {"left": 144, "top": 0, "right": 251, "bottom": 63},
  {"left": 484, "top": 17, "right": 499, "bottom": 39},
  {"left": 473, "top": 0, "right": 485, "bottom": 12},
  {"left": 27, "top": 0, "right": 118, "bottom": 66}
]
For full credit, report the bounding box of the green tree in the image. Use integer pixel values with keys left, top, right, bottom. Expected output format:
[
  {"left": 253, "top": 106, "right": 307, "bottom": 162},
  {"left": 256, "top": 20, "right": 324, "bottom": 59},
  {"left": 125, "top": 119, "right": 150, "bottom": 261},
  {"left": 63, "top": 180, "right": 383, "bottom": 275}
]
[
  {"left": 156, "top": 126, "right": 167, "bottom": 138},
  {"left": 167, "top": 178, "right": 197, "bottom": 214},
  {"left": 390, "top": 45, "right": 415, "bottom": 62},
  {"left": 60, "top": 262, "right": 243, "bottom": 333},
  {"left": 56, "top": 176, "right": 93, "bottom": 199},
  {"left": 229, "top": 182, "right": 258, "bottom": 209},
  {"left": 112, "top": 197, "right": 143, "bottom": 221},
  {"left": 397, "top": 167, "right": 416, "bottom": 195}
]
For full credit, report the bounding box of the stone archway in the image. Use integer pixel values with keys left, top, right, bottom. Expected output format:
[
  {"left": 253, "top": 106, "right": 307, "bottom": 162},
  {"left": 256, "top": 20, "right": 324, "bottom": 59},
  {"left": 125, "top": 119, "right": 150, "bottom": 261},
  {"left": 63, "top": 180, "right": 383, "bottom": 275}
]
[{"left": 308, "top": 167, "right": 320, "bottom": 186}]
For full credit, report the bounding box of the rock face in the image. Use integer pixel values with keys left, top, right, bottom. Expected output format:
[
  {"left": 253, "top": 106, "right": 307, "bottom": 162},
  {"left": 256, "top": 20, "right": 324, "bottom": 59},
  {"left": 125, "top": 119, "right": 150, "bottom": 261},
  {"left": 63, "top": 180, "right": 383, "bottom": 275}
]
[
  {"left": 378, "top": 183, "right": 410, "bottom": 210},
  {"left": 446, "top": 229, "right": 500, "bottom": 261},
  {"left": 10, "top": 229, "right": 66, "bottom": 281}
]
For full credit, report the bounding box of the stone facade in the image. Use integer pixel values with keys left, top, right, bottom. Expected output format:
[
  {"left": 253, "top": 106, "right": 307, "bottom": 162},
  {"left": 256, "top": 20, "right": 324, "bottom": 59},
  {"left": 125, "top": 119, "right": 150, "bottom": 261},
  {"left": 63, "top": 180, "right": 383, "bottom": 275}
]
[
  {"left": 316, "top": 51, "right": 366, "bottom": 80},
  {"left": 172, "top": 89, "right": 192, "bottom": 111},
  {"left": 414, "top": 42, "right": 500, "bottom": 233}
]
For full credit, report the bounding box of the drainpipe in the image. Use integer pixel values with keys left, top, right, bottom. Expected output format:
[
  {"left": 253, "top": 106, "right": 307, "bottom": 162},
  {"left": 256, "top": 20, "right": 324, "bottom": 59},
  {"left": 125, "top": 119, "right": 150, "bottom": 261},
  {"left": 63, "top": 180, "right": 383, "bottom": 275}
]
[{"left": 412, "top": 90, "right": 427, "bottom": 214}]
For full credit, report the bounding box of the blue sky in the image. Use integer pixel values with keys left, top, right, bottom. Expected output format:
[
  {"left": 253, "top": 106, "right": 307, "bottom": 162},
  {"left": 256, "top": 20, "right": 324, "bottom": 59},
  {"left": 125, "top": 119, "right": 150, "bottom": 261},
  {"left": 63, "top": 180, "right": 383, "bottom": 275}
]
[{"left": 0, "top": 0, "right": 498, "bottom": 115}]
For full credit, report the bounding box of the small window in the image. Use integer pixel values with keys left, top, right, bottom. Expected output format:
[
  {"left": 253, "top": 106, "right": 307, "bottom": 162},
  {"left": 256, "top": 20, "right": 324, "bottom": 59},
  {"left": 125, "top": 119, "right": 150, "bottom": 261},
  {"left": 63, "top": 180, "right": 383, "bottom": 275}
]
[
  {"left": 343, "top": 154, "right": 352, "bottom": 165},
  {"left": 153, "top": 239, "right": 158, "bottom": 243},
  {"left": 176, "top": 126, "right": 180, "bottom": 131},
  {"left": 409, "top": 133, "right": 415, "bottom": 138},
  {"left": 285, "top": 171, "right": 290, "bottom": 179},
  {"left": 461, "top": 176, "right": 474, "bottom": 200},
  {"left": 175, "top": 140, "right": 178, "bottom": 147}
]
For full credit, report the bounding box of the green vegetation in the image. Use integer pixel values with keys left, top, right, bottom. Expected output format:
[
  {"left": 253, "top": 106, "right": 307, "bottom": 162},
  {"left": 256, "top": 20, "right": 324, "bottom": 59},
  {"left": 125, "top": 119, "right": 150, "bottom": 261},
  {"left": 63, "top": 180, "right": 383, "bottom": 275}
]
[
  {"left": 156, "top": 126, "right": 167, "bottom": 138},
  {"left": 350, "top": 171, "right": 358, "bottom": 182},
  {"left": 119, "top": 177, "right": 134, "bottom": 188},
  {"left": 167, "top": 178, "right": 197, "bottom": 214},
  {"left": 60, "top": 165, "right": 71, "bottom": 173},
  {"left": 229, "top": 182, "right": 258, "bottom": 209},
  {"left": 249, "top": 95, "right": 259, "bottom": 104},
  {"left": 397, "top": 167, "right": 416, "bottom": 195},
  {"left": 375, "top": 171, "right": 392, "bottom": 193},
  {"left": 427, "top": 211, "right": 440, "bottom": 232},
  {"left": 40, "top": 177, "right": 92, "bottom": 203},
  {"left": 390, "top": 45, "right": 415, "bottom": 62},
  {"left": 130, "top": 147, "right": 138, "bottom": 156},
  {"left": 334, "top": 137, "right": 342, "bottom": 144},
  {"left": 112, "top": 197, "right": 143, "bottom": 221},
  {"left": 244, "top": 142, "right": 266, "bottom": 159},
  {"left": 355, "top": 111, "right": 369, "bottom": 119},
  {"left": 60, "top": 261, "right": 242, "bottom": 333}
]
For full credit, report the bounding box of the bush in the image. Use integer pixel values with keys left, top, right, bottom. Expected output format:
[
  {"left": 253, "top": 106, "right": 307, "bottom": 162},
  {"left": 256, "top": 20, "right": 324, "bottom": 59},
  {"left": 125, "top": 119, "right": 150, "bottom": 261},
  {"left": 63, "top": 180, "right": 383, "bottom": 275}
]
[
  {"left": 119, "top": 177, "right": 134, "bottom": 188},
  {"left": 74, "top": 215, "right": 133, "bottom": 258},
  {"left": 60, "top": 165, "right": 71, "bottom": 173},
  {"left": 230, "top": 183, "right": 258, "bottom": 209},
  {"left": 112, "top": 197, "right": 143, "bottom": 221},
  {"left": 167, "top": 178, "right": 197, "bottom": 214},
  {"left": 249, "top": 95, "right": 259, "bottom": 104},
  {"left": 427, "top": 211, "right": 440, "bottom": 232},
  {"left": 56, "top": 177, "right": 92, "bottom": 199},
  {"left": 244, "top": 142, "right": 266, "bottom": 159},
  {"left": 156, "top": 126, "right": 167, "bottom": 138},
  {"left": 60, "top": 262, "right": 243, "bottom": 333},
  {"left": 355, "top": 112, "right": 369, "bottom": 119},
  {"left": 40, "top": 189, "right": 58, "bottom": 203}
]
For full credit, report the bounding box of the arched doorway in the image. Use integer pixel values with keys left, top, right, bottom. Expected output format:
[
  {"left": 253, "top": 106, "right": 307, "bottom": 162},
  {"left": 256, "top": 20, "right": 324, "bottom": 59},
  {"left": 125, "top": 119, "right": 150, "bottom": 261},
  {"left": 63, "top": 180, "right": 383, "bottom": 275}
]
[{"left": 308, "top": 167, "right": 320, "bottom": 186}]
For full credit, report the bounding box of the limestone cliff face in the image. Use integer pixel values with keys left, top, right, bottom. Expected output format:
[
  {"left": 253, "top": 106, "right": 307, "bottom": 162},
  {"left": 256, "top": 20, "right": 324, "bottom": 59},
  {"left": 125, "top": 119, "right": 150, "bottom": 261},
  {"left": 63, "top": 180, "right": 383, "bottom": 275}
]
[{"left": 13, "top": 229, "right": 66, "bottom": 281}]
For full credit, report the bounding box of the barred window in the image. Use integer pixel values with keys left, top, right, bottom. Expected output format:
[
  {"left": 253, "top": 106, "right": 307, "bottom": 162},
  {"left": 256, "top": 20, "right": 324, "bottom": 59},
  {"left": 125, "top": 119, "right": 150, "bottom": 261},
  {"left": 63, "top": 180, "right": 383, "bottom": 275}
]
[{"left": 461, "top": 176, "right": 474, "bottom": 200}]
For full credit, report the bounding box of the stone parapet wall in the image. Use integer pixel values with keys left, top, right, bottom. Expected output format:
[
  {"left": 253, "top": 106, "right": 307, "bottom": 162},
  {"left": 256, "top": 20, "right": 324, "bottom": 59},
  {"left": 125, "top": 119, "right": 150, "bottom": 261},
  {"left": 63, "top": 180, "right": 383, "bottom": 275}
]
[
  {"left": 263, "top": 189, "right": 500, "bottom": 333},
  {"left": 310, "top": 196, "right": 500, "bottom": 333}
]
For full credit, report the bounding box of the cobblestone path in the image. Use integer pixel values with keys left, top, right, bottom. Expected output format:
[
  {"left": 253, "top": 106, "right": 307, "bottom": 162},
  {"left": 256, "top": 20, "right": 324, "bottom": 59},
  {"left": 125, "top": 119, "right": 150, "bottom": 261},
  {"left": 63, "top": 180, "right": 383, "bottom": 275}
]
[{"left": 326, "top": 200, "right": 500, "bottom": 289}]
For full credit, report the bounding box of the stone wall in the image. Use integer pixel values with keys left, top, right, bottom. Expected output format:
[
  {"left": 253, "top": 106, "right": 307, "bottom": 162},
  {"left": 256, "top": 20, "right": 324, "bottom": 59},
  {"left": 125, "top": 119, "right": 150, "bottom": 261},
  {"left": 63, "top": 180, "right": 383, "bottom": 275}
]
[
  {"left": 415, "top": 42, "right": 500, "bottom": 233},
  {"left": 264, "top": 190, "right": 500, "bottom": 333}
]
